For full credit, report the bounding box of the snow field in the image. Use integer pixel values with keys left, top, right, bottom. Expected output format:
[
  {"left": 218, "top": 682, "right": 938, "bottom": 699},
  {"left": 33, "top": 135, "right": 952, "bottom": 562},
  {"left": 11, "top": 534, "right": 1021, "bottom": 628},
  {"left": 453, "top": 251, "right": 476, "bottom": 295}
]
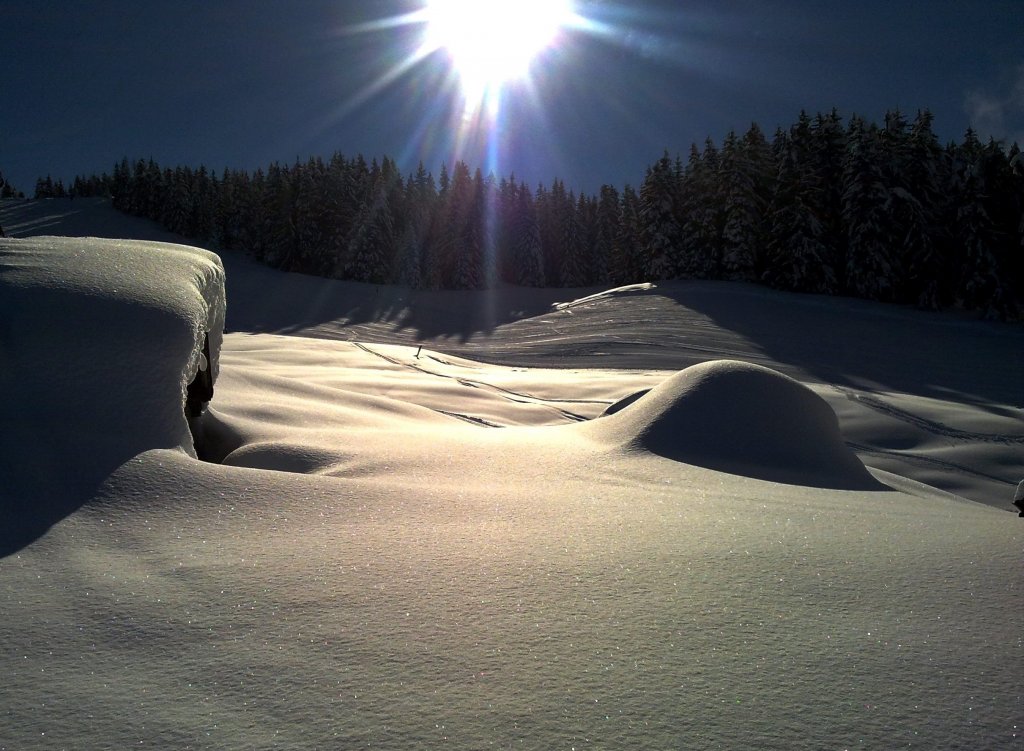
[{"left": 0, "top": 200, "right": 1021, "bottom": 749}]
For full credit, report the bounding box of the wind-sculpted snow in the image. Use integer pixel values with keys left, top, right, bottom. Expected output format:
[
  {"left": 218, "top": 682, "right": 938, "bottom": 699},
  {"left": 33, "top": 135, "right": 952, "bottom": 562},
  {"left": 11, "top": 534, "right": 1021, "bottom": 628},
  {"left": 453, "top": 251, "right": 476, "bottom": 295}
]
[
  {"left": 588, "top": 360, "right": 881, "bottom": 489},
  {"left": 0, "top": 236, "right": 224, "bottom": 549}
]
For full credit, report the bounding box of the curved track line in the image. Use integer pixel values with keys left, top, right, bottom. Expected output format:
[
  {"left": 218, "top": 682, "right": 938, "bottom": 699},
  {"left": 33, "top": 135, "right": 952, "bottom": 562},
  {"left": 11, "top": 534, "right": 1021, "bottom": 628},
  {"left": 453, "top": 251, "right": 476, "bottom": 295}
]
[
  {"left": 354, "top": 342, "right": 597, "bottom": 422},
  {"left": 834, "top": 386, "right": 1024, "bottom": 445}
]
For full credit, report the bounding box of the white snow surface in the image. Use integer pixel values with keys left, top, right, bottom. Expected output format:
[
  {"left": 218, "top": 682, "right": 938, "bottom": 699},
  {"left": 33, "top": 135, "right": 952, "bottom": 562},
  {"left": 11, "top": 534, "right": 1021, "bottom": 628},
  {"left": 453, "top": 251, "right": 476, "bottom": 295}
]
[{"left": 0, "top": 198, "right": 1021, "bottom": 750}]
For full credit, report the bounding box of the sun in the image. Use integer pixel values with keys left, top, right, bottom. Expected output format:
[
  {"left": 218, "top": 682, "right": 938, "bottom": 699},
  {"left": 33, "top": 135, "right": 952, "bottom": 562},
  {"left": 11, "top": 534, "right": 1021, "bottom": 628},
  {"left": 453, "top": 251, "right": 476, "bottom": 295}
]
[{"left": 423, "top": 0, "right": 574, "bottom": 103}]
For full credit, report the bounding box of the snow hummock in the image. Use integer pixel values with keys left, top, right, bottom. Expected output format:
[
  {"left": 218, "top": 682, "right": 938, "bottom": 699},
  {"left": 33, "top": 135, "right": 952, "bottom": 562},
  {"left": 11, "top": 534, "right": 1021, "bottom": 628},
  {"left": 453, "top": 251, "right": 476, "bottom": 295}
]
[
  {"left": 586, "top": 359, "right": 881, "bottom": 489},
  {"left": 0, "top": 199, "right": 1021, "bottom": 751}
]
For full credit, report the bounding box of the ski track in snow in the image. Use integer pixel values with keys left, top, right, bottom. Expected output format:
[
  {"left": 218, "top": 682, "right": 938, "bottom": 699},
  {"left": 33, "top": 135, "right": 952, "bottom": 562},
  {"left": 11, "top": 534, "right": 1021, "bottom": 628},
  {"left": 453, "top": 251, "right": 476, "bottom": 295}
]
[
  {"left": 834, "top": 385, "right": 1024, "bottom": 445},
  {"left": 353, "top": 341, "right": 599, "bottom": 423},
  {"left": 847, "top": 441, "right": 1017, "bottom": 486}
]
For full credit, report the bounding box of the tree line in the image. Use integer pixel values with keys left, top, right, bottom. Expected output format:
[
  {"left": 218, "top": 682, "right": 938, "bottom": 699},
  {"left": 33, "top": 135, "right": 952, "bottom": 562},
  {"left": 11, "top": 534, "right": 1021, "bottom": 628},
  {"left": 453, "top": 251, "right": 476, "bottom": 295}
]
[
  {"left": 60, "top": 108, "right": 1024, "bottom": 318},
  {"left": 0, "top": 170, "right": 25, "bottom": 199}
]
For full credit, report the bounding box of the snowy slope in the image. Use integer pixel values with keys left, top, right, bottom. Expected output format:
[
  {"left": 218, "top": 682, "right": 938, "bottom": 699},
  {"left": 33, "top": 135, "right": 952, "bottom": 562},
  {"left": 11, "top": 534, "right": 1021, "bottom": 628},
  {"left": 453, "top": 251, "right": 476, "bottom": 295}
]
[{"left": 0, "top": 198, "right": 1021, "bottom": 750}]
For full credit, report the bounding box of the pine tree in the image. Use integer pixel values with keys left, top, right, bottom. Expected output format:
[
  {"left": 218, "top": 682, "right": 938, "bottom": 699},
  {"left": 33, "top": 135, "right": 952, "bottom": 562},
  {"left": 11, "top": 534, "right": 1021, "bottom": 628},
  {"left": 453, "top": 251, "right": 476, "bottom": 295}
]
[
  {"left": 719, "top": 125, "right": 771, "bottom": 281},
  {"left": 190, "top": 165, "right": 216, "bottom": 244},
  {"left": 559, "top": 192, "right": 587, "bottom": 287},
  {"left": 593, "top": 184, "right": 620, "bottom": 285},
  {"left": 395, "top": 163, "right": 436, "bottom": 288},
  {"left": 949, "top": 131, "right": 1014, "bottom": 318},
  {"left": 290, "top": 158, "right": 323, "bottom": 273},
  {"left": 240, "top": 168, "right": 267, "bottom": 261},
  {"left": 898, "top": 110, "right": 951, "bottom": 308},
  {"left": 452, "top": 168, "right": 487, "bottom": 290},
  {"left": 432, "top": 161, "right": 475, "bottom": 288},
  {"left": 610, "top": 184, "right": 643, "bottom": 284},
  {"left": 215, "top": 169, "right": 239, "bottom": 251},
  {"left": 763, "top": 128, "right": 835, "bottom": 293},
  {"left": 167, "top": 167, "right": 193, "bottom": 237},
  {"left": 0, "top": 171, "right": 17, "bottom": 198},
  {"left": 110, "top": 157, "right": 131, "bottom": 210},
  {"left": 1006, "top": 143, "right": 1024, "bottom": 306},
  {"left": 843, "top": 117, "right": 896, "bottom": 301},
  {"left": 261, "top": 162, "right": 296, "bottom": 269},
  {"left": 537, "top": 179, "right": 570, "bottom": 285},
  {"left": 346, "top": 173, "right": 396, "bottom": 285},
  {"left": 677, "top": 141, "right": 722, "bottom": 278},
  {"left": 809, "top": 109, "right": 848, "bottom": 285},
  {"left": 510, "top": 182, "right": 545, "bottom": 287},
  {"left": 639, "top": 151, "right": 682, "bottom": 279}
]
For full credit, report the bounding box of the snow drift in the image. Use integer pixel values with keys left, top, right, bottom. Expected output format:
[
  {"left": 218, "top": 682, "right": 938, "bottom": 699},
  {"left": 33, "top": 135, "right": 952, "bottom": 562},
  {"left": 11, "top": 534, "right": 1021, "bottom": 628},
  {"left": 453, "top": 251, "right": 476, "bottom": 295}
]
[
  {"left": 588, "top": 359, "right": 881, "bottom": 489},
  {"left": 0, "top": 236, "right": 224, "bottom": 549}
]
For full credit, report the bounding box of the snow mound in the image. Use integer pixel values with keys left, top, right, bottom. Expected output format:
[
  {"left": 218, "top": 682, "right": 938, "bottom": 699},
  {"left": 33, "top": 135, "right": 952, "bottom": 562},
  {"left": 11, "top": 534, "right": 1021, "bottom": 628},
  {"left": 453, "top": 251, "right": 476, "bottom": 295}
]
[
  {"left": 0, "top": 236, "right": 225, "bottom": 548},
  {"left": 586, "top": 359, "right": 880, "bottom": 489},
  {"left": 220, "top": 441, "right": 343, "bottom": 474}
]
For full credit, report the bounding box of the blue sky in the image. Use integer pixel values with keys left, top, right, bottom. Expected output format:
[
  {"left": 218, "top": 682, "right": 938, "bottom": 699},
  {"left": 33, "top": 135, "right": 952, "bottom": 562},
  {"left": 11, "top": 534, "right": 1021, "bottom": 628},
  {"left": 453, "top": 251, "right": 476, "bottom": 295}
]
[{"left": 2, "top": 0, "right": 1022, "bottom": 195}]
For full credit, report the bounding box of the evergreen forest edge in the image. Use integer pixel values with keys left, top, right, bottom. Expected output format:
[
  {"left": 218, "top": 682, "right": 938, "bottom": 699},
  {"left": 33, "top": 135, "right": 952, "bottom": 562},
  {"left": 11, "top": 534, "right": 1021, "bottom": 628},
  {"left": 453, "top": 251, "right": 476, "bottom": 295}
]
[{"left": 15, "top": 108, "right": 1024, "bottom": 320}]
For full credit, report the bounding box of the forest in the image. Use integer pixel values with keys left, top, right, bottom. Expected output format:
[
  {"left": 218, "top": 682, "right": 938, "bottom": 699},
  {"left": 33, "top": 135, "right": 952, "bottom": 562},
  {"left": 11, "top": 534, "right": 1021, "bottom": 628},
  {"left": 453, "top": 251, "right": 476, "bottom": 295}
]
[{"left": 31, "top": 109, "right": 1024, "bottom": 318}]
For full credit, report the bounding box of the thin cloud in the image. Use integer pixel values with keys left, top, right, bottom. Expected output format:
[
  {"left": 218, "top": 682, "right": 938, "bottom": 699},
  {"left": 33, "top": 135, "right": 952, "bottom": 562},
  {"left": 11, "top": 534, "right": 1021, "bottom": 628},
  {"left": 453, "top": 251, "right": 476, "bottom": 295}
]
[{"left": 965, "top": 63, "right": 1024, "bottom": 146}]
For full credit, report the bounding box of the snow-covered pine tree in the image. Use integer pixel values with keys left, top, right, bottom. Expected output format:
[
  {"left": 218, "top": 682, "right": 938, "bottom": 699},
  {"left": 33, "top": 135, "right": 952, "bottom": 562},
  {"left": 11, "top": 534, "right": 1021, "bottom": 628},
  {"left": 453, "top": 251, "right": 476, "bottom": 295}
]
[
  {"left": 452, "top": 168, "right": 487, "bottom": 290},
  {"left": 397, "top": 221, "right": 423, "bottom": 289},
  {"left": 639, "top": 151, "right": 682, "bottom": 279},
  {"left": 434, "top": 161, "right": 474, "bottom": 288},
  {"left": 494, "top": 175, "right": 517, "bottom": 283},
  {"left": 260, "top": 162, "right": 297, "bottom": 269},
  {"left": 346, "top": 182, "right": 396, "bottom": 285},
  {"left": 610, "top": 184, "right": 643, "bottom": 284},
  {"left": 536, "top": 180, "right": 568, "bottom": 285},
  {"left": 1007, "top": 142, "right": 1024, "bottom": 306},
  {"left": 843, "top": 117, "right": 896, "bottom": 301},
  {"left": 291, "top": 158, "right": 324, "bottom": 273},
  {"left": 949, "top": 131, "right": 1015, "bottom": 318},
  {"left": 395, "top": 163, "right": 436, "bottom": 288},
  {"left": 559, "top": 191, "right": 588, "bottom": 287},
  {"left": 510, "top": 182, "right": 545, "bottom": 287},
  {"left": 719, "top": 125, "right": 772, "bottom": 281},
  {"left": 593, "top": 184, "right": 620, "bottom": 285},
  {"left": 167, "top": 166, "right": 194, "bottom": 238},
  {"left": 420, "top": 163, "right": 452, "bottom": 289},
  {"left": 763, "top": 128, "right": 835, "bottom": 293},
  {"left": 809, "top": 109, "right": 848, "bottom": 285},
  {"left": 895, "top": 110, "right": 951, "bottom": 308},
  {"left": 233, "top": 168, "right": 262, "bottom": 260},
  {"left": 677, "top": 140, "right": 722, "bottom": 278}
]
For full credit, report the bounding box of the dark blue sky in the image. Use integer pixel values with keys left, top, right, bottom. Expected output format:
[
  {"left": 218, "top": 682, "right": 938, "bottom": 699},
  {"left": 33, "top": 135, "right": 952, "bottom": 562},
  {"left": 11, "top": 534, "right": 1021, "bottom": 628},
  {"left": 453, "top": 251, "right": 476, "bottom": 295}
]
[{"left": 2, "top": 0, "right": 1022, "bottom": 195}]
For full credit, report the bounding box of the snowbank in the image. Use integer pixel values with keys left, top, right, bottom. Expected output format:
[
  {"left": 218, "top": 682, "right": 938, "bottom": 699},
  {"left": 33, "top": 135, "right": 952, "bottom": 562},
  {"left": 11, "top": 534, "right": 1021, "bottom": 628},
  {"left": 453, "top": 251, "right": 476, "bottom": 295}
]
[{"left": 0, "top": 236, "right": 224, "bottom": 546}]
